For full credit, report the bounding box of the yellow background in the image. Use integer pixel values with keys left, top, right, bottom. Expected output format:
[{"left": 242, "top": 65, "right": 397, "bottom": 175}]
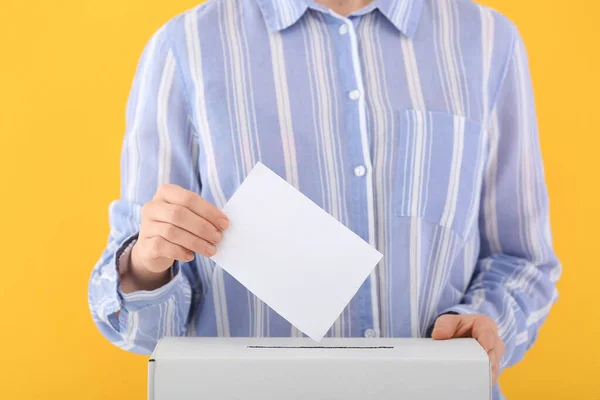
[{"left": 0, "top": 0, "right": 598, "bottom": 398}]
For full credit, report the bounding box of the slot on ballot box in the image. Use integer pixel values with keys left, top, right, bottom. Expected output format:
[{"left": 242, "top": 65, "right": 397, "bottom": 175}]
[{"left": 148, "top": 337, "right": 491, "bottom": 399}]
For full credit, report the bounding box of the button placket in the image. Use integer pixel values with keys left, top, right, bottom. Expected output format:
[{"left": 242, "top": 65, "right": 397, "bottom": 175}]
[{"left": 334, "top": 14, "right": 380, "bottom": 337}]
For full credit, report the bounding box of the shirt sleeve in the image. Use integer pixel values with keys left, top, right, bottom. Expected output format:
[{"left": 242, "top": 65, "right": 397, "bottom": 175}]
[
  {"left": 441, "top": 27, "right": 562, "bottom": 368},
  {"left": 87, "top": 22, "right": 203, "bottom": 355}
]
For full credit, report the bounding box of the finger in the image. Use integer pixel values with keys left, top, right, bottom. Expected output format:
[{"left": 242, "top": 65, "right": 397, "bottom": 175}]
[
  {"left": 469, "top": 317, "right": 502, "bottom": 383},
  {"left": 147, "top": 221, "right": 217, "bottom": 257},
  {"left": 145, "top": 202, "right": 223, "bottom": 244},
  {"left": 497, "top": 338, "right": 506, "bottom": 359},
  {"left": 145, "top": 236, "right": 194, "bottom": 268},
  {"left": 492, "top": 363, "right": 500, "bottom": 384},
  {"left": 155, "top": 184, "right": 229, "bottom": 230},
  {"left": 490, "top": 340, "right": 505, "bottom": 383},
  {"left": 471, "top": 316, "right": 498, "bottom": 351},
  {"left": 488, "top": 346, "right": 497, "bottom": 368},
  {"left": 431, "top": 314, "right": 462, "bottom": 340},
  {"left": 489, "top": 348, "right": 501, "bottom": 383},
  {"left": 474, "top": 329, "right": 497, "bottom": 353}
]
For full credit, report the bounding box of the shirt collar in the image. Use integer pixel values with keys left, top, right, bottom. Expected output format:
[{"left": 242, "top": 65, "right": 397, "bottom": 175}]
[
  {"left": 257, "top": 0, "right": 424, "bottom": 38},
  {"left": 375, "top": 0, "right": 424, "bottom": 37},
  {"left": 256, "top": 0, "right": 309, "bottom": 32}
]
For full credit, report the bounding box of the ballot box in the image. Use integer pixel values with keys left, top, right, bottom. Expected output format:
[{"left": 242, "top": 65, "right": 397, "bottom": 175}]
[{"left": 148, "top": 337, "right": 490, "bottom": 400}]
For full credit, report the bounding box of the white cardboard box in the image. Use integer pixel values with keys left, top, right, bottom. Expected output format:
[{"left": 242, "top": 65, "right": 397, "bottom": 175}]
[{"left": 149, "top": 337, "right": 490, "bottom": 399}]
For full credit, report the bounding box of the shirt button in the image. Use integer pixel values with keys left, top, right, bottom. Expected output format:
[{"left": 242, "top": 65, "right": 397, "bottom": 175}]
[
  {"left": 354, "top": 165, "right": 366, "bottom": 177},
  {"left": 364, "top": 328, "right": 377, "bottom": 338},
  {"left": 339, "top": 24, "right": 349, "bottom": 35},
  {"left": 349, "top": 89, "right": 361, "bottom": 100}
]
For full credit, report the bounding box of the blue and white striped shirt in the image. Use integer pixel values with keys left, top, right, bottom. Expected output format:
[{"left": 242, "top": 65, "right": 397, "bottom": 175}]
[{"left": 88, "top": 0, "right": 560, "bottom": 395}]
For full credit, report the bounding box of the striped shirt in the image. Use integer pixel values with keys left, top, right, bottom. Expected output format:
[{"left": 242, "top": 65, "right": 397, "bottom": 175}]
[{"left": 88, "top": 0, "right": 560, "bottom": 396}]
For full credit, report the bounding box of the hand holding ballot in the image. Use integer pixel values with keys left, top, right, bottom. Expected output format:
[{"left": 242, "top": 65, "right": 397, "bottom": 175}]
[{"left": 121, "top": 184, "right": 230, "bottom": 293}]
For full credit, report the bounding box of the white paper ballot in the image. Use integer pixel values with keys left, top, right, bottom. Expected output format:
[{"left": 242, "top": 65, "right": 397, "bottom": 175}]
[{"left": 210, "top": 162, "right": 383, "bottom": 341}]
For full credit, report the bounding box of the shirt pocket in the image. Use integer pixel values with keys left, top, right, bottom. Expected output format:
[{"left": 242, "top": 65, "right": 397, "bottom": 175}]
[{"left": 394, "top": 109, "right": 486, "bottom": 239}]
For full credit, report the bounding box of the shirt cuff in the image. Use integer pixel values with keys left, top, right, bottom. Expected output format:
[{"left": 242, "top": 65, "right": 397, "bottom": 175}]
[
  {"left": 441, "top": 304, "right": 480, "bottom": 317},
  {"left": 425, "top": 304, "right": 483, "bottom": 337},
  {"left": 118, "top": 262, "right": 182, "bottom": 312},
  {"left": 115, "top": 235, "right": 182, "bottom": 312}
]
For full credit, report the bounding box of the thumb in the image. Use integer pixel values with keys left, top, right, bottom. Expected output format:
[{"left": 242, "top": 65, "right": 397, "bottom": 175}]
[{"left": 431, "top": 314, "right": 461, "bottom": 340}]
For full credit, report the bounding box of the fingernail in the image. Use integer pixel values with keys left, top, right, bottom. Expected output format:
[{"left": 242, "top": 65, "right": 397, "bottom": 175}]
[
  {"left": 186, "top": 253, "right": 194, "bottom": 261},
  {"left": 217, "top": 217, "right": 230, "bottom": 230},
  {"left": 207, "top": 245, "right": 216, "bottom": 256},
  {"left": 213, "top": 230, "right": 223, "bottom": 243}
]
